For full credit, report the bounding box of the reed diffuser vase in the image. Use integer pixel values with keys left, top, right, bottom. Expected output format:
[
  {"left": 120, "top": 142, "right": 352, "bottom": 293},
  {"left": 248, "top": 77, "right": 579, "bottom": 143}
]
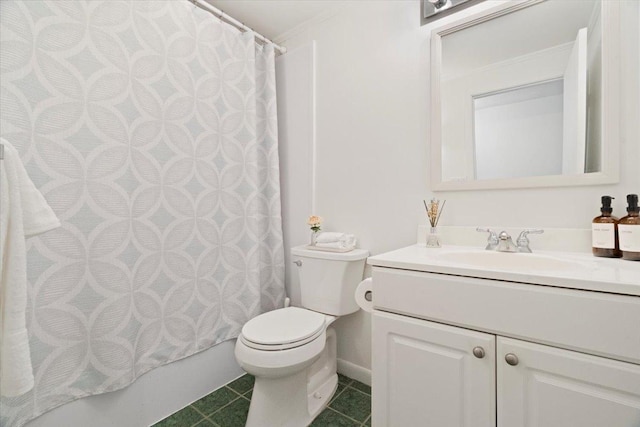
[
  {"left": 426, "top": 226, "right": 441, "bottom": 248},
  {"left": 424, "top": 199, "right": 446, "bottom": 248}
]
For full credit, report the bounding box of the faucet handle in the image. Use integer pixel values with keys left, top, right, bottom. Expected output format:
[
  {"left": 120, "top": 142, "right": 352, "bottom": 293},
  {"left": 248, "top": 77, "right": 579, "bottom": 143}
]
[
  {"left": 476, "top": 227, "right": 499, "bottom": 250},
  {"left": 516, "top": 229, "right": 544, "bottom": 253}
]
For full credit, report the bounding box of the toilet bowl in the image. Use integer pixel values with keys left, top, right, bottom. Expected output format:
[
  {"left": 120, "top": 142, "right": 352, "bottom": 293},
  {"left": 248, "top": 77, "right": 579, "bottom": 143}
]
[
  {"left": 234, "top": 246, "right": 368, "bottom": 427},
  {"left": 235, "top": 308, "right": 338, "bottom": 426}
]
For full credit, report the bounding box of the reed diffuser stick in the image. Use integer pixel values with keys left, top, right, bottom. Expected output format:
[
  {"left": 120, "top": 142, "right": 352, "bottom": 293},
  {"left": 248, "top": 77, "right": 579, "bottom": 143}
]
[
  {"left": 435, "top": 200, "right": 446, "bottom": 227},
  {"left": 423, "top": 198, "right": 446, "bottom": 227}
]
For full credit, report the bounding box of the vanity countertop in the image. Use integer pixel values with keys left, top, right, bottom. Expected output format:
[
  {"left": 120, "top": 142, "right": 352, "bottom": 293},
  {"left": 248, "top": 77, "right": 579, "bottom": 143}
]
[{"left": 368, "top": 245, "right": 640, "bottom": 297}]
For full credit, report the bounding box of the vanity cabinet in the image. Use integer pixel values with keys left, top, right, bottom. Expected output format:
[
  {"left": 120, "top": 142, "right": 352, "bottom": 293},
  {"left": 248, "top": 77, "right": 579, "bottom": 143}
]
[
  {"left": 369, "top": 264, "right": 640, "bottom": 427},
  {"left": 373, "top": 312, "right": 495, "bottom": 426},
  {"left": 498, "top": 337, "right": 640, "bottom": 427}
]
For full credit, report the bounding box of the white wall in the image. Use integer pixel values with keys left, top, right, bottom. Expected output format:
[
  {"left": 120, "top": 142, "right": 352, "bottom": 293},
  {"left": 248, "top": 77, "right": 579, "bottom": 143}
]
[
  {"left": 276, "top": 0, "right": 639, "bottom": 375},
  {"left": 278, "top": 1, "right": 431, "bottom": 373},
  {"left": 276, "top": 43, "right": 316, "bottom": 306}
]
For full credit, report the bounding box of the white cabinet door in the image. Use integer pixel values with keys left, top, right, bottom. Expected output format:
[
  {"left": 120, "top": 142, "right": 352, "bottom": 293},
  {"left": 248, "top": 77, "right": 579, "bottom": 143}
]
[
  {"left": 372, "top": 311, "right": 495, "bottom": 427},
  {"left": 498, "top": 337, "right": 640, "bottom": 427}
]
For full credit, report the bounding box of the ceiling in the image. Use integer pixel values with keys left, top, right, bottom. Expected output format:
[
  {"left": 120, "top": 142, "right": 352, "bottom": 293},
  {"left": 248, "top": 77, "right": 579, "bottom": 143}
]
[{"left": 204, "top": 0, "right": 341, "bottom": 42}]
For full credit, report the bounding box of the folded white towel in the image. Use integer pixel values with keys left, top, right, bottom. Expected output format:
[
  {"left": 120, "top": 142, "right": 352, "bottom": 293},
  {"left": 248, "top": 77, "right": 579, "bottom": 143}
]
[
  {"left": 315, "top": 241, "right": 356, "bottom": 250},
  {"left": 0, "top": 139, "right": 60, "bottom": 397},
  {"left": 315, "top": 232, "right": 357, "bottom": 250},
  {"left": 315, "top": 232, "right": 346, "bottom": 243},
  {"left": 315, "top": 232, "right": 357, "bottom": 246}
]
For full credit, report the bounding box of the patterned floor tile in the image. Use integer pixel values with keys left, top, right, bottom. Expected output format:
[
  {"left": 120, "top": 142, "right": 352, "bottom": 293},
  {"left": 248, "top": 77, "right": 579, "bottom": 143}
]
[
  {"left": 226, "top": 374, "right": 255, "bottom": 394},
  {"left": 350, "top": 380, "right": 371, "bottom": 395},
  {"left": 330, "top": 382, "right": 347, "bottom": 404},
  {"left": 153, "top": 405, "right": 203, "bottom": 427},
  {"left": 310, "top": 408, "right": 360, "bottom": 426},
  {"left": 159, "top": 373, "right": 372, "bottom": 427},
  {"left": 193, "top": 419, "right": 217, "bottom": 427},
  {"left": 337, "top": 373, "right": 353, "bottom": 386},
  {"left": 192, "top": 387, "right": 239, "bottom": 417},
  {"left": 208, "top": 397, "right": 250, "bottom": 427},
  {"left": 329, "top": 387, "right": 371, "bottom": 423}
]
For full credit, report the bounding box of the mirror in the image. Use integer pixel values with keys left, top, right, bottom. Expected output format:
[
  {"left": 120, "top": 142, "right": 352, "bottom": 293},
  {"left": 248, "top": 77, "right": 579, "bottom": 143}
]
[{"left": 430, "top": 0, "right": 620, "bottom": 191}]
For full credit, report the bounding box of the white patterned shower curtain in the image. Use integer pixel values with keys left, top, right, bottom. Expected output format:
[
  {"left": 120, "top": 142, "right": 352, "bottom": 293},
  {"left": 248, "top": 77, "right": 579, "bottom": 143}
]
[{"left": 0, "top": 1, "right": 285, "bottom": 425}]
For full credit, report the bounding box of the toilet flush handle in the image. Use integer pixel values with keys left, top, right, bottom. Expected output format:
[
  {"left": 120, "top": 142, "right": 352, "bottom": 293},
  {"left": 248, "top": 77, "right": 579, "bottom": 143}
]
[{"left": 293, "top": 260, "right": 302, "bottom": 266}]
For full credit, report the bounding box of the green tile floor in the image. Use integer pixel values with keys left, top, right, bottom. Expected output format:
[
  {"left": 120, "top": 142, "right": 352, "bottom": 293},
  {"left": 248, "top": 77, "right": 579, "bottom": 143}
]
[{"left": 153, "top": 373, "right": 371, "bottom": 427}]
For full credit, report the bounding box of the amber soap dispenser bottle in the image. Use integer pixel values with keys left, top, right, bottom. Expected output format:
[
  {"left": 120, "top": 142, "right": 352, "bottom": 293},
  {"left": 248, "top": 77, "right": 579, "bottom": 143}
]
[
  {"left": 592, "top": 196, "right": 621, "bottom": 258},
  {"left": 619, "top": 194, "right": 640, "bottom": 261}
]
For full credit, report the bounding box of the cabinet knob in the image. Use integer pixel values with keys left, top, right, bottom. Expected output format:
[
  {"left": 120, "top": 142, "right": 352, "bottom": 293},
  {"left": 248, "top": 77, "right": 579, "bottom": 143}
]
[
  {"left": 472, "top": 346, "right": 485, "bottom": 359},
  {"left": 293, "top": 260, "right": 302, "bottom": 266},
  {"left": 505, "top": 353, "right": 519, "bottom": 366}
]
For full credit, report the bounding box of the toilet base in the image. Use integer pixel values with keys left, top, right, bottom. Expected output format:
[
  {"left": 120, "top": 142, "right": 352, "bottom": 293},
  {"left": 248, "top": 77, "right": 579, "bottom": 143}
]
[
  {"left": 307, "top": 373, "right": 338, "bottom": 422},
  {"left": 244, "top": 327, "right": 338, "bottom": 427}
]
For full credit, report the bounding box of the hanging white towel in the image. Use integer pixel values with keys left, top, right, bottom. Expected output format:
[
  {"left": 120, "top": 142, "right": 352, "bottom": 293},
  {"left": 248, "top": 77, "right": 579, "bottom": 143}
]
[{"left": 0, "top": 139, "right": 60, "bottom": 397}]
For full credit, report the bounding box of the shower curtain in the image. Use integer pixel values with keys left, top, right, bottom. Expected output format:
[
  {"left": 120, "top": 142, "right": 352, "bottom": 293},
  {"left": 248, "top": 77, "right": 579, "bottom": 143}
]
[{"left": 0, "top": 1, "right": 285, "bottom": 425}]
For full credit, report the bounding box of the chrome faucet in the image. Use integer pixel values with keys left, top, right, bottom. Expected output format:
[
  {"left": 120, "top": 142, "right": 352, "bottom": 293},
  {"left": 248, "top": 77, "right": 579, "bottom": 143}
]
[
  {"left": 496, "top": 231, "right": 518, "bottom": 252},
  {"left": 516, "top": 229, "right": 544, "bottom": 253},
  {"left": 476, "top": 228, "right": 498, "bottom": 250},
  {"left": 477, "top": 228, "right": 544, "bottom": 253}
]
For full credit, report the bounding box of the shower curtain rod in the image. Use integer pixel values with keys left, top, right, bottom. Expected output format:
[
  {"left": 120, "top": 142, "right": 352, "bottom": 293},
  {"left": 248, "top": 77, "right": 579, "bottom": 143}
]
[{"left": 188, "top": 0, "right": 287, "bottom": 54}]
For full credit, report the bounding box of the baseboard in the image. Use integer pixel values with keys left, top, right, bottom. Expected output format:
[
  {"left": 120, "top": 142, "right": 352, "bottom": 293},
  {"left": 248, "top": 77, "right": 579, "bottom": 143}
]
[{"left": 337, "top": 358, "right": 371, "bottom": 387}]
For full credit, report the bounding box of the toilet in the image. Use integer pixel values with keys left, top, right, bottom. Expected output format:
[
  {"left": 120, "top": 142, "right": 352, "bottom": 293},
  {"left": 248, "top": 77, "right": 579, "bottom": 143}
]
[{"left": 234, "top": 245, "right": 369, "bottom": 427}]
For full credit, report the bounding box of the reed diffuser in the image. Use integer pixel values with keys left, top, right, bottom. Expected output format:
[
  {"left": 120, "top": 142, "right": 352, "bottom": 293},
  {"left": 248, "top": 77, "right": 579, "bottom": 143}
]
[{"left": 423, "top": 198, "right": 446, "bottom": 248}]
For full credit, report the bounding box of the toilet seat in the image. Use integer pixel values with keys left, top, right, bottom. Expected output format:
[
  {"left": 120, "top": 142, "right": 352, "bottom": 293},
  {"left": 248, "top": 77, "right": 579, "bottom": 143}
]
[{"left": 240, "top": 307, "right": 326, "bottom": 351}]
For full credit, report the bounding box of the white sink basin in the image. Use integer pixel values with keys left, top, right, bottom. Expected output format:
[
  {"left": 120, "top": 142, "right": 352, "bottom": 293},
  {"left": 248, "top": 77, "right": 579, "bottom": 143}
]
[{"left": 435, "top": 250, "right": 579, "bottom": 271}]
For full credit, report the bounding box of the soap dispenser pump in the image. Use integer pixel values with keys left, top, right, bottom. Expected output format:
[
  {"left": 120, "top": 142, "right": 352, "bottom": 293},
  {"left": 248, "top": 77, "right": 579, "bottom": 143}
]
[
  {"left": 592, "top": 196, "right": 621, "bottom": 258},
  {"left": 619, "top": 194, "right": 640, "bottom": 261}
]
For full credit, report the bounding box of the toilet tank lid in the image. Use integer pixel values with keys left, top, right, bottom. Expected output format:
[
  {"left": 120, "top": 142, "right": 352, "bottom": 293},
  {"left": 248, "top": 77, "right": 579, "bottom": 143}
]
[{"left": 291, "top": 246, "right": 369, "bottom": 261}]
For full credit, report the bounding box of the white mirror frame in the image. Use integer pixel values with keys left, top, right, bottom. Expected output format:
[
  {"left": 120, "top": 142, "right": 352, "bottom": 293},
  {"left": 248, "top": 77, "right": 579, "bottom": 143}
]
[{"left": 430, "top": 0, "right": 620, "bottom": 191}]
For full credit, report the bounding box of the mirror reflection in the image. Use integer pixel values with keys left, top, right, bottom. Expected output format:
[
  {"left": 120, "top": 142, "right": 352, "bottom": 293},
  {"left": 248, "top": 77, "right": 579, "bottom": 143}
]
[{"left": 440, "top": 0, "right": 601, "bottom": 183}]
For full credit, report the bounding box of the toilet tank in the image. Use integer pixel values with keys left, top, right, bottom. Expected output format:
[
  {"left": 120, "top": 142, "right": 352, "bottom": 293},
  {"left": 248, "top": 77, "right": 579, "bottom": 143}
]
[{"left": 291, "top": 246, "right": 369, "bottom": 316}]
